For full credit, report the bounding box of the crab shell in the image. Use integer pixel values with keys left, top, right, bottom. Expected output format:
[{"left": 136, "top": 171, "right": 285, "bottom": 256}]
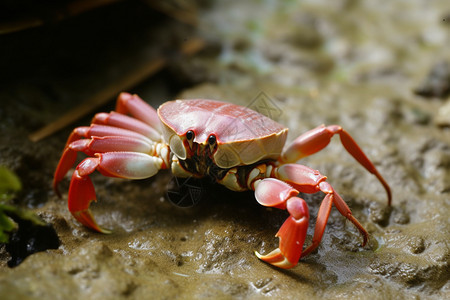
[{"left": 158, "top": 99, "right": 288, "bottom": 169}]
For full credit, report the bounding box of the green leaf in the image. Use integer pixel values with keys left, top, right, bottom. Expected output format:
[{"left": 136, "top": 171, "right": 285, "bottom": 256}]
[
  {"left": 0, "top": 167, "right": 49, "bottom": 245},
  {"left": 0, "top": 205, "right": 17, "bottom": 243},
  {"left": 0, "top": 166, "right": 22, "bottom": 203},
  {"left": 9, "top": 206, "right": 46, "bottom": 227},
  {"left": 0, "top": 210, "right": 16, "bottom": 243},
  {"left": 0, "top": 204, "right": 46, "bottom": 244}
]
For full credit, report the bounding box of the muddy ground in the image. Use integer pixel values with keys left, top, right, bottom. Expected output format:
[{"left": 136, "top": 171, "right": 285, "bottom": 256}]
[{"left": 0, "top": 0, "right": 449, "bottom": 299}]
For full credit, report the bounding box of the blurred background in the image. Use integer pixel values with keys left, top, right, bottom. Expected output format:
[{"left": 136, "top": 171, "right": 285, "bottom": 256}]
[{"left": 0, "top": 1, "right": 449, "bottom": 299}]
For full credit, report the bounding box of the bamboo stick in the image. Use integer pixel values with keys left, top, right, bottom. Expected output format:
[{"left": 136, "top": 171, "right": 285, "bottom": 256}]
[
  {"left": 29, "top": 38, "right": 205, "bottom": 142},
  {"left": 0, "top": 0, "right": 122, "bottom": 35}
]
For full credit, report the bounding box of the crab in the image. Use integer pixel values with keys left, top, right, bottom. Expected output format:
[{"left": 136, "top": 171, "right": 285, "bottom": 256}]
[{"left": 53, "top": 92, "right": 391, "bottom": 269}]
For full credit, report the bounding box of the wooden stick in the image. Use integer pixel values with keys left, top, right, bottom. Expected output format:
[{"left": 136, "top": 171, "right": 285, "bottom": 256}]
[
  {"left": 0, "top": 0, "right": 198, "bottom": 35},
  {"left": 144, "top": 1, "right": 198, "bottom": 26},
  {"left": 29, "top": 38, "right": 205, "bottom": 142},
  {"left": 0, "top": 0, "right": 122, "bottom": 35}
]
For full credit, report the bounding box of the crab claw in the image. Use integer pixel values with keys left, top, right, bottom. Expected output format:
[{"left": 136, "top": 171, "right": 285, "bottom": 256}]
[
  {"left": 66, "top": 152, "right": 162, "bottom": 233},
  {"left": 254, "top": 179, "right": 310, "bottom": 269},
  {"left": 69, "top": 169, "right": 110, "bottom": 234},
  {"left": 255, "top": 197, "right": 309, "bottom": 269},
  {"left": 68, "top": 157, "right": 111, "bottom": 233}
]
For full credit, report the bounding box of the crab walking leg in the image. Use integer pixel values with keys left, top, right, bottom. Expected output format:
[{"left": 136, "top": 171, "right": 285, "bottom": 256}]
[
  {"left": 300, "top": 184, "right": 367, "bottom": 258},
  {"left": 115, "top": 93, "right": 161, "bottom": 131},
  {"left": 253, "top": 178, "right": 310, "bottom": 269},
  {"left": 281, "top": 125, "right": 392, "bottom": 206},
  {"left": 64, "top": 124, "right": 153, "bottom": 146},
  {"left": 92, "top": 111, "right": 162, "bottom": 142},
  {"left": 69, "top": 152, "right": 163, "bottom": 233},
  {"left": 276, "top": 164, "right": 369, "bottom": 256},
  {"left": 53, "top": 126, "right": 158, "bottom": 195},
  {"left": 53, "top": 136, "right": 160, "bottom": 194}
]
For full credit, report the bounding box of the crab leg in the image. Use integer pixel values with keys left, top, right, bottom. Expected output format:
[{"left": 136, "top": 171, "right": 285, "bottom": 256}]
[
  {"left": 253, "top": 178, "right": 310, "bottom": 269},
  {"left": 69, "top": 152, "right": 163, "bottom": 233},
  {"left": 53, "top": 125, "right": 155, "bottom": 195},
  {"left": 115, "top": 92, "right": 161, "bottom": 131},
  {"left": 276, "top": 164, "right": 369, "bottom": 258},
  {"left": 64, "top": 124, "right": 153, "bottom": 146},
  {"left": 281, "top": 125, "right": 392, "bottom": 206},
  {"left": 253, "top": 164, "right": 369, "bottom": 269},
  {"left": 92, "top": 111, "right": 161, "bottom": 142}
]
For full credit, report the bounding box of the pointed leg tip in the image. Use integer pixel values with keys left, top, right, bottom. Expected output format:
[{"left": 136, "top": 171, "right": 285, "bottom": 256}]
[
  {"left": 72, "top": 209, "right": 112, "bottom": 234},
  {"left": 99, "top": 228, "right": 112, "bottom": 234},
  {"left": 374, "top": 170, "right": 392, "bottom": 206},
  {"left": 53, "top": 185, "right": 62, "bottom": 198},
  {"left": 95, "top": 224, "right": 112, "bottom": 234},
  {"left": 361, "top": 235, "right": 369, "bottom": 247},
  {"left": 254, "top": 249, "right": 296, "bottom": 269},
  {"left": 53, "top": 178, "right": 63, "bottom": 198}
]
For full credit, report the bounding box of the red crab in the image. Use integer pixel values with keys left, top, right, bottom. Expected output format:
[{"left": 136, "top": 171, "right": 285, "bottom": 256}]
[{"left": 54, "top": 92, "right": 391, "bottom": 269}]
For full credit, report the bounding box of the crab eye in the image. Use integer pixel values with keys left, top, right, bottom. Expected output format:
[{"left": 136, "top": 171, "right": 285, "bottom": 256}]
[
  {"left": 208, "top": 134, "right": 216, "bottom": 146},
  {"left": 186, "top": 130, "right": 195, "bottom": 141}
]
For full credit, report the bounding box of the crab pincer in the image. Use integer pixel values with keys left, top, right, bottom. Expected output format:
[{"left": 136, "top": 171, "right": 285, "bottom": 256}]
[{"left": 254, "top": 178, "right": 310, "bottom": 269}]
